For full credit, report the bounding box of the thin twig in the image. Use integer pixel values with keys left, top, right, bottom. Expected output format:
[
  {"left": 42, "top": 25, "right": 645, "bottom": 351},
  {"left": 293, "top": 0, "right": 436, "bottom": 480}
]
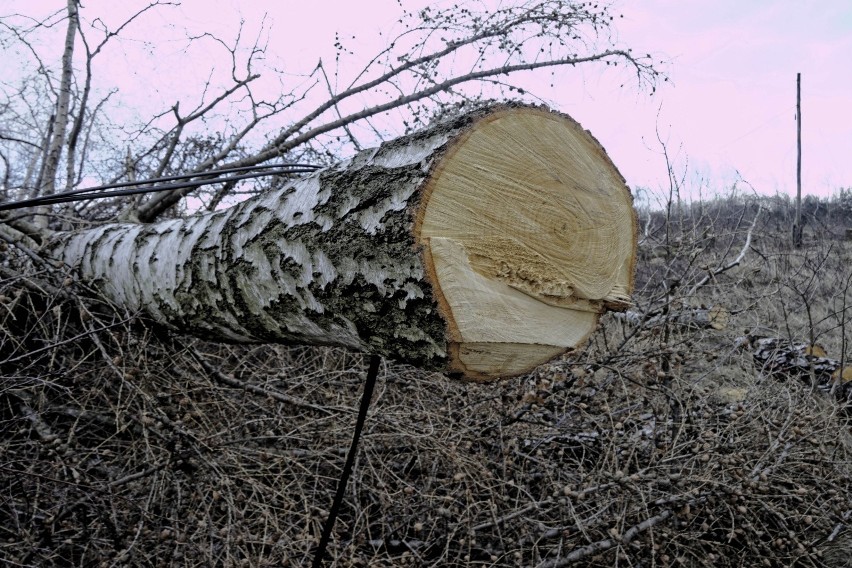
[
  {"left": 535, "top": 510, "right": 673, "bottom": 567},
  {"left": 189, "top": 347, "right": 334, "bottom": 416}
]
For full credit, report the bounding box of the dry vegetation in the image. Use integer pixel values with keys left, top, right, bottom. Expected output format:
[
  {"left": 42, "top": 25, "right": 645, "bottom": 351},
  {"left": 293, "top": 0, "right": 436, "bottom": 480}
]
[{"left": 3, "top": 192, "right": 852, "bottom": 567}]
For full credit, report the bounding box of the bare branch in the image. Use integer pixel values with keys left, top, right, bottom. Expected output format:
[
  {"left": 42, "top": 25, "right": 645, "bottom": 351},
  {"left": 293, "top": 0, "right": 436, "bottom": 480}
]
[
  {"left": 687, "top": 204, "right": 760, "bottom": 297},
  {"left": 86, "top": 1, "right": 178, "bottom": 58},
  {"left": 536, "top": 510, "right": 673, "bottom": 567},
  {"left": 189, "top": 347, "right": 335, "bottom": 416},
  {"left": 317, "top": 60, "right": 362, "bottom": 151},
  {"left": 260, "top": 48, "right": 653, "bottom": 162},
  {"left": 0, "top": 133, "right": 43, "bottom": 150},
  {"left": 136, "top": 46, "right": 652, "bottom": 222}
]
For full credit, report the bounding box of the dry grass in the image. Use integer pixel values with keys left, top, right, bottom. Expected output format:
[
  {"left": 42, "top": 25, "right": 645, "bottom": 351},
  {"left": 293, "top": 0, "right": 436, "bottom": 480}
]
[{"left": 2, "top": 197, "right": 852, "bottom": 567}]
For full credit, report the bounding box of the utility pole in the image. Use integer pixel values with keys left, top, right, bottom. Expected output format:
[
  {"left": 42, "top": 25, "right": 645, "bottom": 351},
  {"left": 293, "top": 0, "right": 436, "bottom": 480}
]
[{"left": 793, "top": 72, "right": 803, "bottom": 248}]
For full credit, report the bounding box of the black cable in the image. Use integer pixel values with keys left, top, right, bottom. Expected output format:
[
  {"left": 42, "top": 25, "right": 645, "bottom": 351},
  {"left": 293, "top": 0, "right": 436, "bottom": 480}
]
[
  {"left": 0, "top": 168, "right": 317, "bottom": 210},
  {"left": 0, "top": 163, "right": 321, "bottom": 212},
  {"left": 49, "top": 163, "right": 319, "bottom": 198},
  {"left": 312, "top": 354, "right": 381, "bottom": 568}
]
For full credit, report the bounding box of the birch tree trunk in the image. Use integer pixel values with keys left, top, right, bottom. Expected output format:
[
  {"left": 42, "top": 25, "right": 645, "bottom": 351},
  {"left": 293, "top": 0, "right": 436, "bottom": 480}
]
[
  {"left": 46, "top": 104, "right": 637, "bottom": 380},
  {"left": 738, "top": 336, "right": 852, "bottom": 402},
  {"left": 620, "top": 305, "right": 730, "bottom": 330},
  {"left": 33, "top": 0, "right": 78, "bottom": 227}
]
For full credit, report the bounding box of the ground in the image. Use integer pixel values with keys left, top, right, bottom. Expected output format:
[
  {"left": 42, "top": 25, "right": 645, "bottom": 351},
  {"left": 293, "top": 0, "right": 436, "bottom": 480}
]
[{"left": 2, "top": 195, "right": 852, "bottom": 566}]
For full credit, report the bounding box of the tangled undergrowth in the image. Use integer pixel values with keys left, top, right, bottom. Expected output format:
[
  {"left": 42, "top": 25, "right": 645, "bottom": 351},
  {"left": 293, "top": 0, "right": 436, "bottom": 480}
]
[{"left": 3, "top": 198, "right": 852, "bottom": 567}]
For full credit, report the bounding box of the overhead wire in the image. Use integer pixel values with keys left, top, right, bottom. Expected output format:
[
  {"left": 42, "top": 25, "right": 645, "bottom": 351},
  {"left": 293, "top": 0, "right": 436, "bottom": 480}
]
[{"left": 0, "top": 163, "right": 322, "bottom": 212}]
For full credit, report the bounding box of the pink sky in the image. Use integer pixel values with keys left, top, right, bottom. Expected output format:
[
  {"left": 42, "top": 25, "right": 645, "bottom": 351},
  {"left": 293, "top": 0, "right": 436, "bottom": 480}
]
[
  {"left": 6, "top": 1, "right": 852, "bottom": 200},
  {"left": 606, "top": 1, "right": 852, "bottom": 200}
]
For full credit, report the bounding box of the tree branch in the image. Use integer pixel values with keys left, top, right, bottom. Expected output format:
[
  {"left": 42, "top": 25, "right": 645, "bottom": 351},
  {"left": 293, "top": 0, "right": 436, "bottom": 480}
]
[{"left": 535, "top": 510, "right": 673, "bottom": 567}]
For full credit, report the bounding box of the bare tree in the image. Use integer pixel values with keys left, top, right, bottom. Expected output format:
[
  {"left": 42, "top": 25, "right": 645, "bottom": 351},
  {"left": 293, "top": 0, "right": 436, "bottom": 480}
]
[
  {"left": 3, "top": 1, "right": 661, "bottom": 220},
  {"left": 0, "top": 0, "right": 660, "bottom": 378}
]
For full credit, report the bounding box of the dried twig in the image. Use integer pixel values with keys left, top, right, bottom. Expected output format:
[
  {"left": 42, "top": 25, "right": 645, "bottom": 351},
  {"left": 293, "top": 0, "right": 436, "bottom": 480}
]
[
  {"left": 536, "top": 510, "right": 673, "bottom": 567},
  {"left": 189, "top": 346, "right": 335, "bottom": 416}
]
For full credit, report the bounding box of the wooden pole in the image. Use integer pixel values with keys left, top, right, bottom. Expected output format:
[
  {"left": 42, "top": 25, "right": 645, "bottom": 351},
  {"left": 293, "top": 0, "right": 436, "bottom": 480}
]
[{"left": 793, "top": 72, "right": 803, "bottom": 248}]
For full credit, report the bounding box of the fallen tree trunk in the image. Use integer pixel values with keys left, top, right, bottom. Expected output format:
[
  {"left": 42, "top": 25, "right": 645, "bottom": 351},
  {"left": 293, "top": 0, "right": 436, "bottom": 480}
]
[
  {"left": 619, "top": 305, "right": 729, "bottom": 331},
  {"left": 738, "top": 336, "right": 852, "bottom": 401},
  {"left": 46, "top": 104, "right": 637, "bottom": 380}
]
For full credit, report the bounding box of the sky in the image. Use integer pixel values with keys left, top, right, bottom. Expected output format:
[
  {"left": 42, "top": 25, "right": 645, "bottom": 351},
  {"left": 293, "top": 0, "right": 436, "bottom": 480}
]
[{"left": 3, "top": 0, "right": 851, "bottom": 202}]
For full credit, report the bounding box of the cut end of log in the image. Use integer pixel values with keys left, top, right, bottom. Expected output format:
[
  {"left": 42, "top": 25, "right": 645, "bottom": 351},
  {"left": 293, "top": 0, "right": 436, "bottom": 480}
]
[
  {"left": 707, "top": 306, "right": 730, "bottom": 331},
  {"left": 416, "top": 106, "right": 636, "bottom": 380},
  {"left": 832, "top": 366, "right": 852, "bottom": 382}
]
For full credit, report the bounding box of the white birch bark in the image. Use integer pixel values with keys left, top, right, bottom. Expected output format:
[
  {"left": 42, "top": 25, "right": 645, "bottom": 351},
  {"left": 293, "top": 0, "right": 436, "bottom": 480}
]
[
  {"left": 34, "top": 0, "right": 78, "bottom": 227},
  {"left": 738, "top": 336, "right": 852, "bottom": 402},
  {"left": 46, "top": 104, "right": 637, "bottom": 380},
  {"left": 619, "top": 305, "right": 730, "bottom": 330},
  {"left": 40, "top": 0, "right": 78, "bottom": 195}
]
